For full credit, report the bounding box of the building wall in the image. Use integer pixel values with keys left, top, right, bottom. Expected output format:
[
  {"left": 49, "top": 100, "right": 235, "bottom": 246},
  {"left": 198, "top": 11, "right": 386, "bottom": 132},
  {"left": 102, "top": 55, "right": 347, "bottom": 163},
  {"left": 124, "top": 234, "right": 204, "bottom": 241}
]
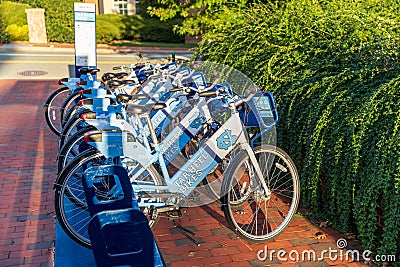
[
  {"left": 82, "top": 0, "right": 101, "bottom": 14},
  {"left": 101, "top": 0, "right": 136, "bottom": 15},
  {"left": 83, "top": 0, "right": 136, "bottom": 15}
]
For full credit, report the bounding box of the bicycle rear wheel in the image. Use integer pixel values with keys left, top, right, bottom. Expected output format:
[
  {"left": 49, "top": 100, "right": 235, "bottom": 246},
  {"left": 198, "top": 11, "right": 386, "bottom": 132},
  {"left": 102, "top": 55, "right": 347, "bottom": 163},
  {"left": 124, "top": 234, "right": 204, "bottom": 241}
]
[
  {"left": 43, "top": 87, "right": 70, "bottom": 135},
  {"left": 54, "top": 149, "right": 163, "bottom": 248},
  {"left": 221, "top": 145, "right": 300, "bottom": 242}
]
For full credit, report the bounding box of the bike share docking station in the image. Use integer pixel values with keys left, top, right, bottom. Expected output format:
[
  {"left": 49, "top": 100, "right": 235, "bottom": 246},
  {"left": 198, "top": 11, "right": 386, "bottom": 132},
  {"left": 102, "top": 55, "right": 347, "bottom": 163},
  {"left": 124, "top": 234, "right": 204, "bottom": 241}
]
[{"left": 54, "top": 3, "right": 169, "bottom": 266}]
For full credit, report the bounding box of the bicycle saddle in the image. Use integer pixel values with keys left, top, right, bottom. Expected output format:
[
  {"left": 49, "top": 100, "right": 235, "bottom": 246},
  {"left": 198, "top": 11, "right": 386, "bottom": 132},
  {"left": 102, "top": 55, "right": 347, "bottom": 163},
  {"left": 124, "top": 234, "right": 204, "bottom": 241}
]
[
  {"left": 125, "top": 102, "right": 167, "bottom": 115},
  {"left": 79, "top": 67, "right": 101, "bottom": 75},
  {"left": 107, "top": 79, "right": 136, "bottom": 88},
  {"left": 116, "top": 94, "right": 148, "bottom": 104}
]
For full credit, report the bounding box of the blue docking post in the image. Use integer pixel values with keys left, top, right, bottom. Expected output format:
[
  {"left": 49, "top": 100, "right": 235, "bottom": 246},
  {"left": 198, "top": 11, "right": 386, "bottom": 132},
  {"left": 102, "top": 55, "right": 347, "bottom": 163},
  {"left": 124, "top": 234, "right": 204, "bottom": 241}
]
[{"left": 82, "top": 165, "right": 165, "bottom": 267}]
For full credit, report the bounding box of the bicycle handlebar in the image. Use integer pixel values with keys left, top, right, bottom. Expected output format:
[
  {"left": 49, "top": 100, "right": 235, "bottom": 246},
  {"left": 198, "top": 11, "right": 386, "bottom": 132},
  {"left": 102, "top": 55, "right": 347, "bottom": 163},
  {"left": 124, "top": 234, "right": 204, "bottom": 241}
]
[{"left": 233, "top": 87, "right": 258, "bottom": 107}]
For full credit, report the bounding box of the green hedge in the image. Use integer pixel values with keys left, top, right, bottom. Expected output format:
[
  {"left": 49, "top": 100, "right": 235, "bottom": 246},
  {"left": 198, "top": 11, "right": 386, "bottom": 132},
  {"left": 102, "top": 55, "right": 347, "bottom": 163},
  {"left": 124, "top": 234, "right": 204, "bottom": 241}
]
[
  {"left": 139, "top": 17, "right": 184, "bottom": 43},
  {"left": 6, "top": 0, "right": 78, "bottom": 43},
  {"left": 0, "top": 17, "right": 10, "bottom": 44},
  {"left": 196, "top": 0, "right": 400, "bottom": 261},
  {"left": 0, "top": 1, "right": 30, "bottom": 41},
  {"left": 97, "top": 14, "right": 183, "bottom": 43},
  {"left": 3, "top": 1, "right": 182, "bottom": 43}
]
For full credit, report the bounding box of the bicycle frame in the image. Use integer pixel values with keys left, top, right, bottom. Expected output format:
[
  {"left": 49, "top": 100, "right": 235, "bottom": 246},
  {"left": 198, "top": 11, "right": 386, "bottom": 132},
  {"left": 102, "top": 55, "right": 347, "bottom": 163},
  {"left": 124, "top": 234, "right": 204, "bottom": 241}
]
[{"left": 84, "top": 92, "right": 271, "bottom": 207}]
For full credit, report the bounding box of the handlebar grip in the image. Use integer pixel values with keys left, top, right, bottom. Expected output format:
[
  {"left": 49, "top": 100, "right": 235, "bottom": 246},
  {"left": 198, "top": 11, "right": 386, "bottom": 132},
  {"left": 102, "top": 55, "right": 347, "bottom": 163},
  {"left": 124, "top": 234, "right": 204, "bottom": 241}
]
[
  {"left": 245, "top": 85, "right": 258, "bottom": 95},
  {"left": 234, "top": 93, "right": 255, "bottom": 107}
]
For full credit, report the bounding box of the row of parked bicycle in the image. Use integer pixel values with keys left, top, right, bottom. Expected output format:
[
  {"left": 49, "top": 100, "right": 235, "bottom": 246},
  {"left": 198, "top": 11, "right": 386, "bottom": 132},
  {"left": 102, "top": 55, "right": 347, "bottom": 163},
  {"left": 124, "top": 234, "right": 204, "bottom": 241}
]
[{"left": 43, "top": 60, "right": 300, "bottom": 250}]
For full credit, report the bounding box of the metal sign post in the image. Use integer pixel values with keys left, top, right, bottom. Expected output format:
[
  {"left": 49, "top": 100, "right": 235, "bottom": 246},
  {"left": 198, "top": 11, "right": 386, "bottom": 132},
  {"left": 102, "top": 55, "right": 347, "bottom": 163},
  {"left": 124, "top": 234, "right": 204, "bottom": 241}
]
[{"left": 74, "top": 2, "right": 96, "bottom": 78}]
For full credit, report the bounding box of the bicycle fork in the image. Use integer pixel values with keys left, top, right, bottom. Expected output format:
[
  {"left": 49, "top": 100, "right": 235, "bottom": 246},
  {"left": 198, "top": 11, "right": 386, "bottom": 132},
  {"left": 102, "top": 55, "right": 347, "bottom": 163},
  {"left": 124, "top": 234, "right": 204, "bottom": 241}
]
[{"left": 240, "top": 141, "right": 272, "bottom": 200}]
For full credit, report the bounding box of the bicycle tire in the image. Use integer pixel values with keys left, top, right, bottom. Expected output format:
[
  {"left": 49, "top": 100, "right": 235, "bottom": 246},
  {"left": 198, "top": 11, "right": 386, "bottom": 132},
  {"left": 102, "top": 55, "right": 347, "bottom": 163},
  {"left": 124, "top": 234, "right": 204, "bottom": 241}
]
[
  {"left": 61, "top": 104, "right": 80, "bottom": 128},
  {"left": 59, "top": 109, "right": 91, "bottom": 149},
  {"left": 60, "top": 90, "right": 84, "bottom": 126},
  {"left": 57, "top": 126, "right": 97, "bottom": 174},
  {"left": 54, "top": 149, "right": 163, "bottom": 248},
  {"left": 221, "top": 145, "right": 300, "bottom": 242},
  {"left": 43, "top": 87, "right": 70, "bottom": 136}
]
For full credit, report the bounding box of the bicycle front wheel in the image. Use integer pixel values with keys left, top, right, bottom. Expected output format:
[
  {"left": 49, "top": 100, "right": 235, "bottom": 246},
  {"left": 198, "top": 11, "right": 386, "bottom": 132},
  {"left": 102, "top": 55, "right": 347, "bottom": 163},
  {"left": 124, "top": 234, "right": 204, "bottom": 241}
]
[
  {"left": 60, "top": 90, "right": 84, "bottom": 127},
  {"left": 221, "top": 145, "right": 300, "bottom": 242},
  {"left": 43, "top": 87, "right": 70, "bottom": 135}
]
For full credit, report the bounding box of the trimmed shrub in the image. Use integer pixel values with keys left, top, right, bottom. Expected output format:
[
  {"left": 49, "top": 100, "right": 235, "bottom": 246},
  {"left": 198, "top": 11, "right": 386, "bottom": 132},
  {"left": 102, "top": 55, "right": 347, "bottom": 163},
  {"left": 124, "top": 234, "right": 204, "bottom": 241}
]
[
  {"left": 139, "top": 17, "right": 183, "bottom": 43},
  {"left": 96, "top": 14, "right": 125, "bottom": 43},
  {"left": 4, "top": 0, "right": 183, "bottom": 43},
  {"left": 6, "top": 24, "right": 29, "bottom": 41},
  {"left": 0, "top": 1, "right": 30, "bottom": 26},
  {"left": 96, "top": 14, "right": 183, "bottom": 43},
  {"left": 0, "top": 18, "right": 10, "bottom": 44},
  {"left": 7, "top": 0, "right": 78, "bottom": 43},
  {"left": 0, "top": 1, "right": 30, "bottom": 41}
]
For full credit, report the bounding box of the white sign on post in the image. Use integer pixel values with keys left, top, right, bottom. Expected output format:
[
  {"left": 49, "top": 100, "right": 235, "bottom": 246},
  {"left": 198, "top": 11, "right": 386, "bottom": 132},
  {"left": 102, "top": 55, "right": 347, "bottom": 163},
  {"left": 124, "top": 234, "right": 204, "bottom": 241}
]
[{"left": 74, "top": 2, "right": 96, "bottom": 77}]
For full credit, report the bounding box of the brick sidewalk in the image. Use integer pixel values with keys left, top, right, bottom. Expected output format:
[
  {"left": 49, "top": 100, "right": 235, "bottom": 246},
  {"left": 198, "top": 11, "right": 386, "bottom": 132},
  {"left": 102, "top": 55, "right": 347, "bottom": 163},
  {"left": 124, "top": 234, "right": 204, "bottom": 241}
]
[{"left": 0, "top": 80, "right": 368, "bottom": 267}]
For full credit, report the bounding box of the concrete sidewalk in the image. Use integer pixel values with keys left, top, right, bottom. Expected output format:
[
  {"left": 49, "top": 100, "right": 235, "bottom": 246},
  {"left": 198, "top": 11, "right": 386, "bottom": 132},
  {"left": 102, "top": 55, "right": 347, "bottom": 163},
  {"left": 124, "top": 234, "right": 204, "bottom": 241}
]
[
  {"left": 0, "top": 42, "right": 194, "bottom": 54},
  {"left": 0, "top": 80, "right": 369, "bottom": 267}
]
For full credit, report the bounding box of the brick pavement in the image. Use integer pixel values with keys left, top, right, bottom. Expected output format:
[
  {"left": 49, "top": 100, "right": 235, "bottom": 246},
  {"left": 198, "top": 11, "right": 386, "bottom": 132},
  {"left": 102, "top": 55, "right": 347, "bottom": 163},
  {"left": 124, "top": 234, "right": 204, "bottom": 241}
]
[{"left": 0, "top": 80, "right": 368, "bottom": 267}]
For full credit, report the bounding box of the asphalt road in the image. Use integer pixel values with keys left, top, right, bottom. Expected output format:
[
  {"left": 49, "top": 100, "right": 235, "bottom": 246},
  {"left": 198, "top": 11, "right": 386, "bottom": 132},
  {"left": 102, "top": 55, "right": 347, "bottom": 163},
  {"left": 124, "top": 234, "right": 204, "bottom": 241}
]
[{"left": 0, "top": 45, "right": 194, "bottom": 79}]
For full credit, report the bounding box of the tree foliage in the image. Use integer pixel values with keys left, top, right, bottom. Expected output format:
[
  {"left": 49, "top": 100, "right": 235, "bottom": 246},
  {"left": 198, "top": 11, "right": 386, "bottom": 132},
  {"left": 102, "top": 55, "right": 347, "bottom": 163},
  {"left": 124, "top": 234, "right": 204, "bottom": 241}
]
[
  {"left": 147, "top": 0, "right": 248, "bottom": 35},
  {"left": 196, "top": 0, "right": 400, "bottom": 261}
]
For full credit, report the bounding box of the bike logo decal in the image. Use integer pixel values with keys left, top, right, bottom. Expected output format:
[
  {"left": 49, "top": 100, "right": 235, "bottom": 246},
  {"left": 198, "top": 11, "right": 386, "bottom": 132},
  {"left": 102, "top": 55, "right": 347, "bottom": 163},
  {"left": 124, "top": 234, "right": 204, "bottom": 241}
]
[
  {"left": 189, "top": 117, "right": 203, "bottom": 129},
  {"left": 216, "top": 130, "right": 237, "bottom": 150},
  {"left": 169, "top": 99, "right": 182, "bottom": 112}
]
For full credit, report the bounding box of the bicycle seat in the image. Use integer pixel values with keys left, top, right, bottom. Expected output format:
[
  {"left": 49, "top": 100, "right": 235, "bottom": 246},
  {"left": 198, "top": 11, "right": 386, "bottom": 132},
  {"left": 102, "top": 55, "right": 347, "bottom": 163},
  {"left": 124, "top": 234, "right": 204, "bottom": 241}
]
[
  {"left": 116, "top": 94, "right": 148, "bottom": 104},
  {"left": 79, "top": 67, "right": 101, "bottom": 75},
  {"left": 115, "top": 72, "right": 129, "bottom": 79},
  {"left": 125, "top": 102, "right": 167, "bottom": 115},
  {"left": 122, "top": 79, "right": 136, "bottom": 85},
  {"left": 101, "top": 72, "right": 116, "bottom": 81},
  {"left": 107, "top": 79, "right": 123, "bottom": 87}
]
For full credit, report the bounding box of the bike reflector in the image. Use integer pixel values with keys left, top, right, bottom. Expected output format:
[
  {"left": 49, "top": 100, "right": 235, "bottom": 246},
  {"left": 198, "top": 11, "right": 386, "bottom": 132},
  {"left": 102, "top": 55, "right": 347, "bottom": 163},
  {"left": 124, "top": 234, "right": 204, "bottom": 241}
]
[{"left": 84, "top": 132, "right": 102, "bottom": 143}]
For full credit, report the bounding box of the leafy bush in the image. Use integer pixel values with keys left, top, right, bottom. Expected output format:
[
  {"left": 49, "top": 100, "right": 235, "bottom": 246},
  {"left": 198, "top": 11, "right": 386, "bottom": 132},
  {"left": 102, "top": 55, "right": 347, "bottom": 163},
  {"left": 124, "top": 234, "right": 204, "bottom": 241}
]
[
  {"left": 196, "top": 0, "right": 400, "bottom": 260},
  {"left": 40, "top": 0, "right": 77, "bottom": 43},
  {"left": 96, "top": 14, "right": 125, "bottom": 43},
  {"left": 96, "top": 14, "right": 183, "bottom": 43},
  {"left": 6, "top": 24, "right": 29, "bottom": 41},
  {"left": 139, "top": 17, "right": 183, "bottom": 43},
  {"left": 7, "top": 0, "right": 79, "bottom": 43},
  {"left": 3, "top": 0, "right": 183, "bottom": 43},
  {"left": 0, "top": 1, "right": 30, "bottom": 41},
  {"left": 0, "top": 1, "right": 30, "bottom": 26},
  {"left": 0, "top": 18, "right": 10, "bottom": 44}
]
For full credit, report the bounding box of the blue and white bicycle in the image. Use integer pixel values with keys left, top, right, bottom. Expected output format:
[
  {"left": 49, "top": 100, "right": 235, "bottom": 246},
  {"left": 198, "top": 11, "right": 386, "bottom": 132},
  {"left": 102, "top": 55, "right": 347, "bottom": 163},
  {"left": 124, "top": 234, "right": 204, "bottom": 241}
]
[{"left": 53, "top": 62, "right": 300, "bottom": 248}]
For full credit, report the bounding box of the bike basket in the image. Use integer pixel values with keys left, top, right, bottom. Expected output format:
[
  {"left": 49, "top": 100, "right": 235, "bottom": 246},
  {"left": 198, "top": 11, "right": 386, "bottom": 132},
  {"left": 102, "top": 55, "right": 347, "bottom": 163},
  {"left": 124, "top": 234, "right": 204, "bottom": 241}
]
[{"left": 239, "top": 91, "right": 278, "bottom": 128}]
